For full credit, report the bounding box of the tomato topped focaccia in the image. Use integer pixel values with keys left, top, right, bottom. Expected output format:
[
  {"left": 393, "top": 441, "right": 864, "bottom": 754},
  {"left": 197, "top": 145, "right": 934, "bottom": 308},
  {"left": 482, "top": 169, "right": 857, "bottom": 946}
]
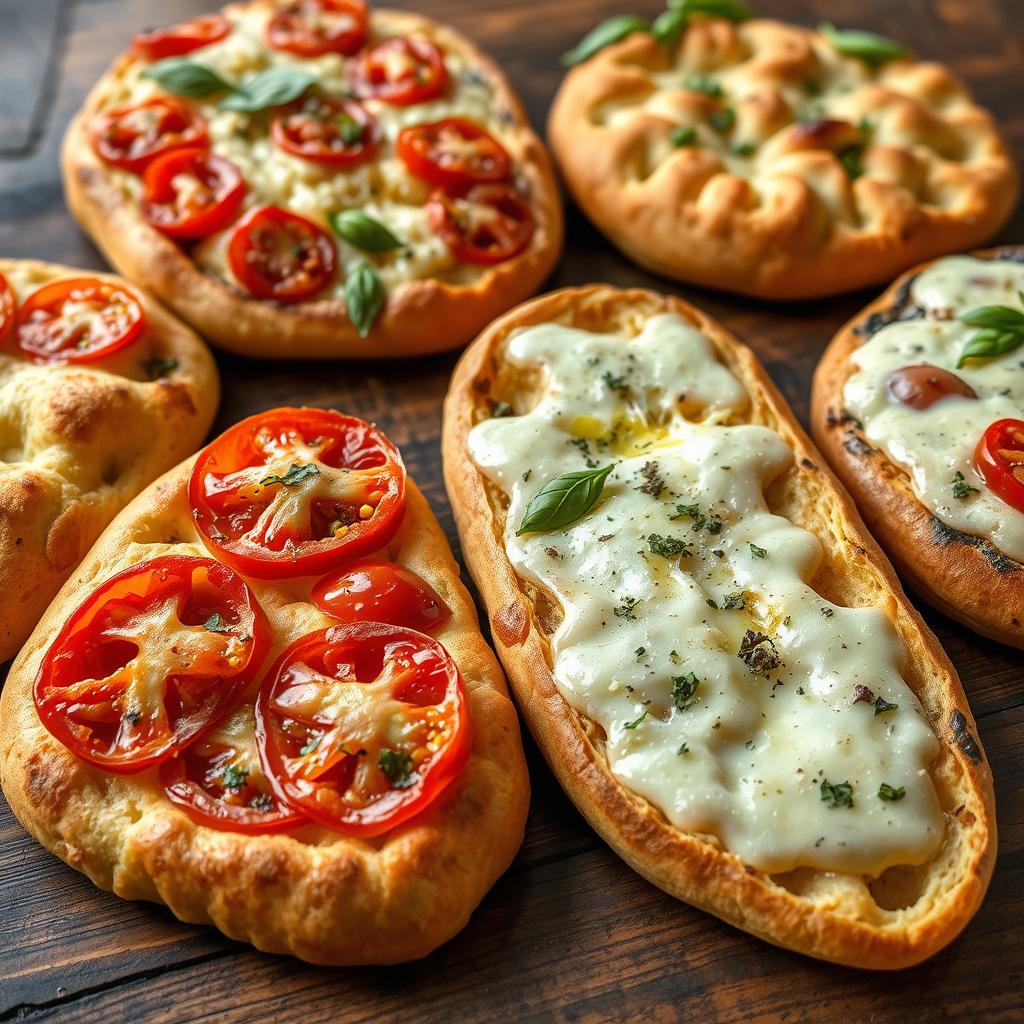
[
  {"left": 62, "top": 1, "right": 563, "bottom": 360},
  {"left": 813, "top": 247, "right": 1024, "bottom": 648},
  {"left": 0, "top": 259, "right": 218, "bottom": 663},
  {"left": 0, "top": 407, "right": 529, "bottom": 964}
]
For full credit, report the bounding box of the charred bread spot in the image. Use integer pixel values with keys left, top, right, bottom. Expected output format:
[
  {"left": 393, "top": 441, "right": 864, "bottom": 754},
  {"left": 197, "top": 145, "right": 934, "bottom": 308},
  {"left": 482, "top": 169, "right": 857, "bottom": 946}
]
[
  {"left": 826, "top": 408, "right": 862, "bottom": 430},
  {"left": 24, "top": 745, "right": 79, "bottom": 815},
  {"left": 930, "top": 518, "right": 1021, "bottom": 574},
  {"left": 950, "top": 710, "right": 982, "bottom": 765},
  {"left": 800, "top": 458, "right": 818, "bottom": 471},
  {"left": 843, "top": 431, "right": 875, "bottom": 457},
  {"left": 854, "top": 277, "right": 922, "bottom": 338}
]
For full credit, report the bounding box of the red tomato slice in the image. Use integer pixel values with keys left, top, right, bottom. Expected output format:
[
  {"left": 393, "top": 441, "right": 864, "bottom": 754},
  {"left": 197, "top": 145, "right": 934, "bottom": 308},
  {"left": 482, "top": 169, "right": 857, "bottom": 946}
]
[
  {"left": 189, "top": 407, "right": 406, "bottom": 580},
  {"left": 16, "top": 277, "right": 146, "bottom": 364},
  {"left": 161, "top": 705, "right": 307, "bottom": 832},
  {"left": 267, "top": 0, "right": 368, "bottom": 57},
  {"left": 351, "top": 37, "right": 449, "bottom": 106},
  {"left": 271, "top": 95, "right": 378, "bottom": 167},
  {"left": 974, "top": 418, "right": 1024, "bottom": 514},
  {"left": 396, "top": 117, "right": 511, "bottom": 190},
  {"left": 34, "top": 556, "right": 270, "bottom": 774},
  {"left": 255, "top": 622, "right": 471, "bottom": 836},
  {"left": 134, "top": 14, "right": 231, "bottom": 60},
  {"left": 226, "top": 206, "right": 336, "bottom": 303},
  {"left": 312, "top": 560, "right": 451, "bottom": 632},
  {"left": 91, "top": 97, "right": 208, "bottom": 175},
  {"left": 0, "top": 272, "right": 16, "bottom": 342},
  {"left": 426, "top": 184, "right": 534, "bottom": 265},
  {"left": 141, "top": 147, "right": 245, "bottom": 239}
]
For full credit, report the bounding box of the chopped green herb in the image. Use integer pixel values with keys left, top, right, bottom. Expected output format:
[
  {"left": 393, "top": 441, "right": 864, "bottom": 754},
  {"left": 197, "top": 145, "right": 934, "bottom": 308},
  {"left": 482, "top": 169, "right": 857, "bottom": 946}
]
[
  {"left": 647, "top": 533, "right": 690, "bottom": 558},
  {"left": 722, "top": 591, "right": 745, "bottom": 610},
  {"left": 820, "top": 778, "right": 854, "bottom": 808},
  {"left": 878, "top": 783, "right": 906, "bottom": 802},
  {"left": 738, "top": 629, "right": 781, "bottom": 674},
  {"left": 249, "top": 793, "right": 275, "bottom": 813},
  {"left": 677, "top": 742, "right": 690, "bottom": 755},
  {"left": 637, "top": 461, "right": 665, "bottom": 497},
  {"left": 749, "top": 543, "right": 767, "bottom": 559},
  {"left": 222, "top": 765, "right": 249, "bottom": 789},
  {"left": 951, "top": 471, "right": 980, "bottom": 499},
  {"left": 204, "top": 612, "right": 231, "bottom": 633},
  {"left": 731, "top": 141, "right": 756, "bottom": 157},
  {"left": 378, "top": 748, "right": 416, "bottom": 789},
  {"left": 874, "top": 696, "right": 898, "bottom": 716},
  {"left": 669, "top": 125, "right": 698, "bottom": 147},
  {"left": 838, "top": 143, "right": 864, "bottom": 180},
  {"left": 261, "top": 462, "right": 319, "bottom": 487},
  {"left": 299, "top": 735, "right": 321, "bottom": 756},
  {"left": 613, "top": 596, "right": 641, "bottom": 621},
  {"left": 685, "top": 74, "right": 723, "bottom": 98},
  {"left": 672, "top": 672, "right": 700, "bottom": 709},
  {"left": 140, "top": 357, "right": 178, "bottom": 380},
  {"left": 602, "top": 370, "right": 627, "bottom": 391},
  {"left": 670, "top": 503, "right": 722, "bottom": 534},
  {"left": 709, "top": 107, "right": 735, "bottom": 133},
  {"left": 624, "top": 709, "right": 649, "bottom": 729}
]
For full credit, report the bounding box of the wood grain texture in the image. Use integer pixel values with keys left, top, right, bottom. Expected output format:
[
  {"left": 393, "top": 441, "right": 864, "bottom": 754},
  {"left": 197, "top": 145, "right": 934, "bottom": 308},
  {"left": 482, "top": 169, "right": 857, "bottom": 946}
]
[{"left": 0, "top": 0, "right": 1022, "bottom": 1020}]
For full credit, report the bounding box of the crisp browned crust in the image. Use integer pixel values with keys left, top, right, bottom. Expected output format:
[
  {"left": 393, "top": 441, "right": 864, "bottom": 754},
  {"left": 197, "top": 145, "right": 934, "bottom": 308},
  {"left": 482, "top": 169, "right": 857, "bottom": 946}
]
[
  {"left": 0, "top": 455, "right": 530, "bottom": 965},
  {"left": 811, "top": 246, "right": 1024, "bottom": 648},
  {"left": 442, "top": 285, "right": 996, "bottom": 969},
  {"left": 62, "top": 3, "right": 563, "bottom": 360},
  {"left": 548, "top": 19, "right": 1017, "bottom": 300},
  {"left": 0, "top": 258, "right": 218, "bottom": 663}
]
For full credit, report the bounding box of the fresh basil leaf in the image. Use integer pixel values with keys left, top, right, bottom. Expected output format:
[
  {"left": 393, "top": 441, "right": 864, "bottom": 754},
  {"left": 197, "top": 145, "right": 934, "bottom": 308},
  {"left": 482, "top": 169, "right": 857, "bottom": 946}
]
[
  {"left": 878, "top": 783, "right": 906, "bottom": 802},
  {"left": 561, "top": 15, "right": 649, "bottom": 67},
  {"left": 957, "top": 329, "right": 1024, "bottom": 367},
  {"left": 669, "top": 0, "right": 752, "bottom": 22},
  {"left": 330, "top": 210, "right": 405, "bottom": 253},
  {"left": 142, "top": 58, "right": 233, "bottom": 99},
  {"left": 260, "top": 463, "right": 320, "bottom": 487},
  {"left": 652, "top": 9, "right": 686, "bottom": 48},
  {"left": 819, "top": 22, "right": 907, "bottom": 66},
  {"left": 220, "top": 67, "right": 316, "bottom": 112},
  {"left": 958, "top": 297, "right": 1024, "bottom": 330},
  {"left": 517, "top": 463, "right": 613, "bottom": 535},
  {"left": 345, "top": 259, "right": 385, "bottom": 338}
]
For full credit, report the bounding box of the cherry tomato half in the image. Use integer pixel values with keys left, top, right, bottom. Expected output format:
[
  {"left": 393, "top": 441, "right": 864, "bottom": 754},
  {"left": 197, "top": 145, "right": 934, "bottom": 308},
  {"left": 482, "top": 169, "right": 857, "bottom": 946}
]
[
  {"left": 35, "top": 556, "right": 270, "bottom": 774},
  {"left": 887, "top": 364, "right": 978, "bottom": 410},
  {"left": 351, "top": 37, "right": 449, "bottom": 106},
  {"left": 271, "top": 95, "right": 377, "bottom": 167},
  {"left": 426, "top": 184, "right": 534, "bottom": 265},
  {"left": 227, "top": 206, "right": 336, "bottom": 303},
  {"left": 255, "top": 622, "right": 471, "bottom": 836},
  {"left": 141, "top": 148, "right": 245, "bottom": 239},
  {"left": 161, "top": 705, "right": 307, "bottom": 832},
  {"left": 188, "top": 407, "right": 406, "bottom": 580},
  {"left": 0, "top": 272, "right": 16, "bottom": 343},
  {"left": 974, "top": 418, "right": 1024, "bottom": 515},
  {"left": 134, "top": 14, "right": 231, "bottom": 61},
  {"left": 312, "top": 560, "right": 451, "bottom": 632},
  {"left": 91, "top": 97, "right": 208, "bottom": 175},
  {"left": 396, "top": 117, "right": 510, "bottom": 190},
  {"left": 16, "top": 277, "right": 146, "bottom": 364},
  {"left": 267, "top": 0, "right": 368, "bottom": 57}
]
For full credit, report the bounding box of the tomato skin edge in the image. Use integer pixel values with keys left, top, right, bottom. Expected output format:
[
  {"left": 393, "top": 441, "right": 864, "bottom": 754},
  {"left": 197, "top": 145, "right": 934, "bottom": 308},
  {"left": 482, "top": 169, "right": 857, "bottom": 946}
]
[{"left": 974, "top": 418, "right": 1024, "bottom": 515}]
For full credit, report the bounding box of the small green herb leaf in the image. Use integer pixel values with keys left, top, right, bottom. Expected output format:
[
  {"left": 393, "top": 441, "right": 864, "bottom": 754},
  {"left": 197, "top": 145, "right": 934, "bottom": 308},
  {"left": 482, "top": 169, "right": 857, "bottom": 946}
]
[
  {"left": 709, "top": 106, "right": 735, "bottom": 133},
  {"left": 561, "top": 15, "right": 649, "bottom": 66},
  {"left": 874, "top": 696, "right": 898, "bottom": 716},
  {"left": 140, "top": 357, "right": 178, "bottom": 380},
  {"left": 647, "top": 533, "right": 691, "bottom": 558},
  {"left": 819, "top": 22, "right": 907, "bottom": 66},
  {"left": 378, "top": 748, "right": 416, "bottom": 789},
  {"left": 204, "top": 612, "right": 231, "bottom": 633},
  {"left": 722, "top": 591, "right": 745, "bottom": 610},
  {"left": 222, "top": 765, "right": 249, "bottom": 789},
  {"left": 330, "top": 210, "right": 405, "bottom": 253},
  {"left": 677, "top": 742, "right": 690, "bottom": 755},
  {"left": 749, "top": 543, "right": 767, "bottom": 559},
  {"left": 821, "top": 778, "right": 854, "bottom": 808},
  {"left": 672, "top": 672, "right": 700, "bottom": 710},
  {"left": 142, "top": 58, "right": 233, "bottom": 99},
  {"left": 956, "top": 296, "right": 1024, "bottom": 366},
  {"left": 345, "top": 259, "right": 385, "bottom": 338},
  {"left": 300, "top": 735, "right": 321, "bottom": 756},
  {"left": 517, "top": 463, "right": 613, "bottom": 535},
  {"left": 685, "top": 74, "right": 724, "bottom": 98},
  {"left": 219, "top": 67, "right": 316, "bottom": 112},
  {"left": 613, "top": 596, "right": 640, "bottom": 621},
  {"left": 624, "top": 709, "right": 649, "bottom": 729},
  {"left": 669, "top": 125, "right": 698, "bottom": 147},
  {"left": 260, "top": 463, "right": 319, "bottom": 488},
  {"left": 669, "top": 0, "right": 752, "bottom": 22},
  {"left": 951, "top": 471, "right": 980, "bottom": 499},
  {"left": 878, "top": 782, "right": 906, "bottom": 802}
]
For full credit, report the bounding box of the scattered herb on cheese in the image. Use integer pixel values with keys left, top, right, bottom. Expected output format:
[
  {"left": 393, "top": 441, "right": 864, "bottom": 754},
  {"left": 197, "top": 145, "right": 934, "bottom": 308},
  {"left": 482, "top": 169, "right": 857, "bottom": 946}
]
[
  {"left": 821, "top": 607, "right": 834, "bottom": 618},
  {"left": 330, "top": 210, "right": 405, "bottom": 253},
  {"left": 624, "top": 709, "right": 649, "bottom": 729},
  {"left": 723, "top": 591, "right": 746, "bottom": 610},
  {"left": 956, "top": 295, "right": 1024, "bottom": 366},
  {"left": 874, "top": 696, "right": 898, "bottom": 716},
  {"left": 634, "top": 646, "right": 646, "bottom": 658},
  {"left": 378, "top": 748, "right": 416, "bottom": 789},
  {"left": 561, "top": 15, "right": 649, "bottom": 66},
  {"left": 669, "top": 125, "right": 698, "bottom": 147},
  {"left": 647, "top": 533, "right": 691, "bottom": 558},
  {"left": 818, "top": 22, "right": 907, "bottom": 66},
  {"left": 878, "top": 783, "right": 906, "bottom": 802},
  {"left": 709, "top": 106, "right": 735, "bottom": 133},
  {"left": 517, "top": 463, "right": 613, "bottom": 535},
  {"left": 672, "top": 672, "right": 701, "bottom": 709},
  {"left": 677, "top": 742, "right": 690, "bottom": 755},
  {"left": 637, "top": 461, "right": 666, "bottom": 497},
  {"left": 602, "top": 370, "right": 628, "bottom": 392},
  {"left": 738, "top": 629, "right": 781, "bottom": 674},
  {"left": 203, "top": 612, "right": 231, "bottom": 633},
  {"left": 685, "top": 74, "right": 723, "bottom": 98},
  {"left": 670, "top": 503, "right": 722, "bottom": 534},
  {"left": 613, "top": 596, "right": 641, "bottom": 621},
  {"left": 838, "top": 144, "right": 864, "bottom": 180},
  {"left": 820, "top": 778, "right": 854, "bottom": 808},
  {"left": 222, "top": 765, "right": 249, "bottom": 789},
  {"left": 345, "top": 259, "right": 385, "bottom": 337},
  {"left": 261, "top": 462, "right": 319, "bottom": 487},
  {"left": 951, "top": 471, "right": 980, "bottom": 499},
  {"left": 749, "top": 543, "right": 767, "bottom": 559}
]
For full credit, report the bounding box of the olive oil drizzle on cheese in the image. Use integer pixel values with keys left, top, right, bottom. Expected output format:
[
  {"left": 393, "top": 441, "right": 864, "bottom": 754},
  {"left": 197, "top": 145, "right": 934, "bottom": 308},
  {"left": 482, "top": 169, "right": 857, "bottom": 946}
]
[{"left": 469, "top": 314, "right": 942, "bottom": 876}]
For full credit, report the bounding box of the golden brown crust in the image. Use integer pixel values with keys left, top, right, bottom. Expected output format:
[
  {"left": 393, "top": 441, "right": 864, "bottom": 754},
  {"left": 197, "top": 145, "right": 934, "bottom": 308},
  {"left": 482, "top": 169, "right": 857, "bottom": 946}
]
[
  {"left": 0, "top": 456, "right": 530, "bottom": 965},
  {"left": 811, "top": 246, "right": 1024, "bottom": 648},
  {"left": 442, "top": 285, "right": 996, "bottom": 969},
  {"left": 548, "top": 19, "right": 1017, "bottom": 300},
  {"left": 0, "top": 258, "right": 218, "bottom": 663},
  {"left": 62, "top": 4, "right": 563, "bottom": 360}
]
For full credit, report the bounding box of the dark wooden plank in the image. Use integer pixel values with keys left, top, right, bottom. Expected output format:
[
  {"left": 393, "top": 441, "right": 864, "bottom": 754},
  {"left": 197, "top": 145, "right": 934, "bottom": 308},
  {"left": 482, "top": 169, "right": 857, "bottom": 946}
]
[{"left": 0, "top": 0, "right": 62, "bottom": 154}]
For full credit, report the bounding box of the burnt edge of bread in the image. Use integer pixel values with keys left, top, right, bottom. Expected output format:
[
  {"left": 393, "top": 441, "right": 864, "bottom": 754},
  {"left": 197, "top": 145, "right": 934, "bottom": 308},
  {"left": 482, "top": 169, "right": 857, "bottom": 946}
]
[
  {"left": 950, "top": 710, "right": 983, "bottom": 765},
  {"left": 930, "top": 518, "right": 1021, "bottom": 574}
]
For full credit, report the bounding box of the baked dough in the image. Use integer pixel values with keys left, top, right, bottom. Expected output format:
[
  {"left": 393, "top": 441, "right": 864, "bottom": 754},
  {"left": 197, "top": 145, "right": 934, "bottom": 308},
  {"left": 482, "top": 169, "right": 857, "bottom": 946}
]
[
  {"left": 812, "top": 246, "right": 1024, "bottom": 648},
  {"left": 62, "top": 1, "right": 563, "bottom": 360},
  {"left": 0, "top": 456, "right": 529, "bottom": 964},
  {"left": 0, "top": 259, "right": 217, "bottom": 663},
  {"left": 548, "top": 17, "right": 1017, "bottom": 299},
  {"left": 443, "top": 285, "right": 995, "bottom": 968}
]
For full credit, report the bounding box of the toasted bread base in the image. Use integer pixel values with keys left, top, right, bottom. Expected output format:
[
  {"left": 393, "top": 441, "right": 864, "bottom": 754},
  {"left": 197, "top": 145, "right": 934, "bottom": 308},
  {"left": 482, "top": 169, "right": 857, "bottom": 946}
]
[{"left": 443, "top": 285, "right": 995, "bottom": 968}]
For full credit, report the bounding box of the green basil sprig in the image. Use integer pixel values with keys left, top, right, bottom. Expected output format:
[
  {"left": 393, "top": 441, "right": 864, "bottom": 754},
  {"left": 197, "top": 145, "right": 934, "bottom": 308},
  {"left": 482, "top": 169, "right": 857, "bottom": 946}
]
[
  {"left": 561, "top": 15, "right": 649, "bottom": 66},
  {"left": 956, "top": 294, "right": 1024, "bottom": 367},
  {"left": 517, "top": 464, "right": 613, "bottom": 535},
  {"left": 330, "top": 210, "right": 405, "bottom": 253},
  {"left": 345, "top": 259, "right": 385, "bottom": 338},
  {"left": 818, "top": 22, "right": 907, "bottom": 66},
  {"left": 143, "top": 58, "right": 315, "bottom": 113},
  {"left": 669, "top": 0, "right": 752, "bottom": 22}
]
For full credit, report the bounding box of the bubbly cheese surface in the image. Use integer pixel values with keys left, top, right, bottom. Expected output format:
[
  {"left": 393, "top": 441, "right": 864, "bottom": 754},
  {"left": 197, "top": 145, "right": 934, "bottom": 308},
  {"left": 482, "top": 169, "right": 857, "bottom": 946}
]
[
  {"left": 469, "top": 314, "right": 942, "bottom": 875},
  {"left": 843, "top": 255, "right": 1024, "bottom": 562}
]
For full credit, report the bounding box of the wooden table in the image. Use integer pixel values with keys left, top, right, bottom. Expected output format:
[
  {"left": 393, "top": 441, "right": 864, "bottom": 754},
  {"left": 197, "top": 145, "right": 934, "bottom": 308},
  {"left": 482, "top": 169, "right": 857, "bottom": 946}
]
[{"left": 1, "top": 1, "right": 1022, "bottom": 1020}]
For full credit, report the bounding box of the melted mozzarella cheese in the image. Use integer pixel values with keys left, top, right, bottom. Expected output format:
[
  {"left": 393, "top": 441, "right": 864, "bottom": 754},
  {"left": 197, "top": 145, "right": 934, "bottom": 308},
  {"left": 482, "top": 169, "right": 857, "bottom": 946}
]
[
  {"left": 469, "top": 314, "right": 942, "bottom": 875},
  {"left": 843, "top": 255, "right": 1024, "bottom": 562}
]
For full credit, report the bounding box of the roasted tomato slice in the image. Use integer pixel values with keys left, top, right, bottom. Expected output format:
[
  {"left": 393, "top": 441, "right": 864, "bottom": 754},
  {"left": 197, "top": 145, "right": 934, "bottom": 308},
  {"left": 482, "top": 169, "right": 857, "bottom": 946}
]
[
  {"left": 426, "top": 184, "right": 533, "bottom": 265},
  {"left": 141, "top": 147, "right": 245, "bottom": 239},
  {"left": 16, "top": 277, "right": 146, "bottom": 364},
  {"left": 227, "top": 206, "right": 336, "bottom": 303},
  {"left": 91, "top": 97, "right": 208, "bottom": 175},
  {"left": 887, "top": 364, "right": 978, "bottom": 409},
  {"left": 0, "top": 272, "right": 16, "bottom": 342},
  {"left": 312, "top": 560, "right": 451, "bottom": 632},
  {"left": 161, "top": 705, "right": 307, "bottom": 832},
  {"left": 256, "top": 622, "right": 470, "bottom": 836},
  {"left": 34, "top": 556, "right": 270, "bottom": 774},
  {"left": 271, "top": 95, "right": 378, "bottom": 167},
  {"left": 267, "top": 0, "right": 368, "bottom": 57},
  {"left": 189, "top": 407, "right": 406, "bottom": 580},
  {"left": 134, "top": 13, "right": 231, "bottom": 60},
  {"left": 974, "top": 418, "right": 1024, "bottom": 514},
  {"left": 396, "top": 117, "right": 510, "bottom": 190},
  {"left": 351, "top": 37, "right": 449, "bottom": 106}
]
